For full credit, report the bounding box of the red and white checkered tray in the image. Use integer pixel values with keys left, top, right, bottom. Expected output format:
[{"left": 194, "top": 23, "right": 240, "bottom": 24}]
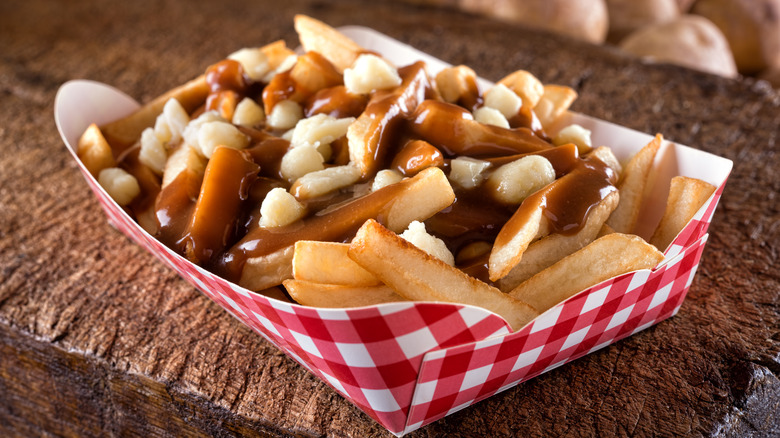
[{"left": 55, "top": 27, "right": 733, "bottom": 436}]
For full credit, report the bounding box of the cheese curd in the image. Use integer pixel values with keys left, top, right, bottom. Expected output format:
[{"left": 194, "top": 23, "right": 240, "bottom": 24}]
[
  {"left": 228, "top": 47, "right": 271, "bottom": 82},
  {"left": 280, "top": 145, "right": 325, "bottom": 183},
  {"left": 232, "top": 97, "right": 265, "bottom": 127},
  {"left": 448, "top": 157, "right": 491, "bottom": 189},
  {"left": 258, "top": 187, "right": 306, "bottom": 228},
  {"left": 290, "top": 164, "right": 361, "bottom": 199},
  {"left": 197, "top": 120, "right": 250, "bottom": 158},
  {"left": 483, "top": 83, "right": 523, "bottom": 119},
  {"left": 399, "top": 221, "right": 455, "bottom": 266},
  {"left": 371, "top": 169, "right": 404, "bottom": 191},
  {"left": 553, "top": 124, "right": 592, "bottom": 153},
  {"left": 486, "top": 155, "right": 556, "bottom": 205},
  {"left": 154, "top": 98, "right": 189, "bottom": 145},
  {"left": 498, "top": 70, "right": 544, "bottom": 108},
  {"left": 343, "top": 54, "right": 401, "bottom": 94},
  {"left": 267, "top": 100, "right": 304, "bottom": 130},
  {"left": 98, "top": 167, "right": 140, "bottom": 206},
  {"left": 139, "top": 128, "right": 167, "bottom": 175},
  {"left": 182, "top": 111, "right": 227, "bottom": 155},
  {"left": 473, "top": 106, "right": 510, "bottom": 128},
  {"left": 291, "top": 114, "right": 355, "bottom": 149},
  {"left": 140, "top": 98, "right": 191, "bottom": 175}
]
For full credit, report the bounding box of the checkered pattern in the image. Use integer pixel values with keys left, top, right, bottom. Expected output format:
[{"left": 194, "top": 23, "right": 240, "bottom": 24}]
[
  {"left": 402, "top": 234, "right": 709, "bottom": 433},
  {"left": 66, "top": 143, "right": 727, "bottom": 435},
  {"left": 69, "top": 145, "right": 513, "bottom": 433},
  {"left": 58, "top": 69, "right": 731, "bottom": 435}
]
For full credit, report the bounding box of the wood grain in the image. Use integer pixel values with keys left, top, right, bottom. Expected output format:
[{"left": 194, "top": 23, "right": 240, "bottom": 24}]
[{"left": 1, "top": 0, "right": 779, "bottom": 436}]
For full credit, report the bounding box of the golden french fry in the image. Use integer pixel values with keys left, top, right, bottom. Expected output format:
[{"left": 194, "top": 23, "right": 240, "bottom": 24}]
[
  {"left": 650, "top": 176, "right": 716, "bottom": 251},
  {"left": 261, "top": 40, "right": 296, "bottom": 72},
  {"left": 435, "top": 65, "right": 481, "bottom": 108},
  {"left": 290, "top": 51, "right": 343, "bottom": 93},
  {"left": 183, "top": 146, "right": 259, "bottom": 264},
  {"left": 101, "top": 75, "right": 210, "bottom": 152},
  {"left": 240, "top": 246, "right": 295, "bottom": 291},
  {"left": 497, "top": 190, "right": 619, "bottom": 291},
  {"left": 489, "top": 193, "right": 550, "bottom": 281},
  {"left": 509, "top": 233, "right": 664, "bottom": 313},
  {"left": 234, "top": 167, "right": 455, "bottom": 291},
  {"left": 409, "top": 100, "right": 552, "bottom": 158},
  {"left": 349, "top": 219, "right": 538, "bottom": 330},
  {"left": 294, "top": 14, "right": 363, "bottom": 73},
  {"left": 497, "top": 70, "right": 544, "bottom": 108},
  {"left": 598, "top": 222, "right": 617, "bottom": 237},
  {"left": 606, "top": 134, "right": 662, "bottom": 233},
  {"left": 348, "top": 62, "right": 433, "bottom": 178},
  {"left": 293, "top": 241, "right": 380, "bottom": 286},
  {"left": 489, "top": 150, "right": 620, "bottom": 282},
  {"left": 533, "top": 84, "right": 578, "bottom": 128},
  {"left": 162, "top": 144, "right": 206, "bottom": 189},
  {"left": 77, "top": 123, "right": 117, "bottom": 177},
  {"left": 587, "top": 145, "right": 623, "bottom": 177},
  {"left": 283, "top": 279, "right": 404, "bottom": 308},
  {"left": 264, "top": 51, "right": 343, "bottom": 114}
]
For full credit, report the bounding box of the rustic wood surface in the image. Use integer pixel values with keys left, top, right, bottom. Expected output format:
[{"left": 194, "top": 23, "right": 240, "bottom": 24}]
[{"left": 1, "top": 0, "right": 779, "bottom": 436}]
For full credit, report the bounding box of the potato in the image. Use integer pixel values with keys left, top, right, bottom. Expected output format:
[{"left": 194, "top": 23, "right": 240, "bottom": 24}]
[
  {"left": 458, "top": 0, "right": 609, "bottom": 44},
  {"left": 676, "top": 0, "right": 696, "bottom": 12},
  {"left": 759, "top": 66, "right": 780, "bottom": 88},
  {"left": 606, "top": 0, "right": 680, "bottom": 43},
  {"left": 692, "top": 0, "right": 780, "bottom": 74},
  {"left": 620, "top": 15, "right": 738, "bottom": 78}
]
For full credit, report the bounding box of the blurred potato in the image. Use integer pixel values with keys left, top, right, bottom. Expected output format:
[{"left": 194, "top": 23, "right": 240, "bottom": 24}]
[
  {"left": 458, "top": 0, "right": 609, "bottom": 44},
  {"left": 759, "top": 66, "right": 780, "bottom": 88},
  {"left": 620, "top": 15, "right": 738, "bottom": 78},
  {"left": 692, "top": 0, "right": 780, "bottom": 74},
  {"left": 606, "top": 0, "right": 680, "bottom": 43},
  {"left": 676, "top": 0, "right": 697, "bottom": 12}
]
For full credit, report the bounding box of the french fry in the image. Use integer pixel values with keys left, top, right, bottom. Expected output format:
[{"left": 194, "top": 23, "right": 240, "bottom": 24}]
[
  {"left": 183, "top": 146, "right": 259, "bottom": 264},
  {"left": 497, "top": 190, "right": 619, "bottom": 291},
  {"left": 509, "top": 233, "right": 664, "bottom": 313},
  {"left": 161, "top": 144, "right": 206, "bottom": 189},
  {"left": 290, "top": 51, "right": 343, "bottom": 93},
  {"left": 409, "top": 100, "right": 552, "bottom": 157},
  {"left": 598, "top": 222, "right": 617, "bottom": 237},
  {"left": 284, "top": 279, "right": 404, "bottom": 308},
  {"left": 533, "top": 84, "right": 578, "bottom": 129},
  {"left": 293, "top": 241, "right": 380, "bottom": 286},
  {"left": 606, "top": 134, "right": 662, "bottom": 233},
  {"left": 235, "top": 167, "right": 455, "bottom": 291},
  {"left": 294, "top": 14, "right": 364, "bottom": 73},
  {"left": 489, "top": 149, "right": 620, "bottom": 282},
  {"left": 259, "top": 40, "right": 296, "bottom": 72},
  {"left": 263, "top": 51, "right": 343, "bottom": 114},
  {"left": 349, "top": 219, "right": 539, "bottom": 331},
  {"left": 78, "top": 123, "right": 117, "bottom": 177},
  {"left": 587, "top": 145, "right": 623, "bottom": 177},
  {"left": 488, "top": 193, "right": 550, "bottom": 281},
  {"left": 348, "top": 62, "right": 433, "bottom": 178},
  {"left": 101, "top": 75, "right": 210, "bottom": 152},
  {"left": 650, "top": 176, "right": 716, "bottom": 251},
  {"left": 435, "top": 65, "right": 481, "bottom": 109},
  {"left": 240, "top": 246, "right": 296, "bottom": 291}
]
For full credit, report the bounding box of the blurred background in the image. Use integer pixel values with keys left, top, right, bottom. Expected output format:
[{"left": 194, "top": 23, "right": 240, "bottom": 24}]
[{"left": 399, "top": 0, "right": 780, "bottom": 87}]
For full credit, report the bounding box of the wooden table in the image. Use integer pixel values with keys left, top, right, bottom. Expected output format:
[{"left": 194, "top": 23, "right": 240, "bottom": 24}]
[{"left": 2, "top": 0, "right": 779, "bottom": 436}]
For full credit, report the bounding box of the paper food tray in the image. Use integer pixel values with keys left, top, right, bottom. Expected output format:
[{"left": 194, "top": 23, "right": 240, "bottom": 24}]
[{"left": 54, "top": 26, "right": 732, "bottom": 436}]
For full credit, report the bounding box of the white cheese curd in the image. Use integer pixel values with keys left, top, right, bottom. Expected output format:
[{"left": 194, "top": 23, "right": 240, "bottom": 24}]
[{"left": 399, "top": 221, "right": 455, "bottom": 266}]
